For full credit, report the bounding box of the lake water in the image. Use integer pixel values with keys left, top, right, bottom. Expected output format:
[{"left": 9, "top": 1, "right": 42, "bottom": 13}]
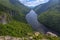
[
  {"left": 19, "top": 0, "right": 50, "bottom": 33},
  {"left": 26, "top": 10, "right": 49, "bottom": 33}
]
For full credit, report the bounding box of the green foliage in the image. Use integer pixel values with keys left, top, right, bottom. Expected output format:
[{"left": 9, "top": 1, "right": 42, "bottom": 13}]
[
  {"left": 0, "top": 0, "right": 32, "bottom": 37},
  {"left": 34, "top": 0, "right": 59, "bottom": 14},
  {"left": 38, "top": 4, "right": 60, "bottom": 33},
  {"left": 0, "top": 0, "right": 30, "bottom": 23},
  {"left": 0, "top": 0, "right": 30, "bottom": 13},
  {"left": 0, "top": 20, "right": 33, "bottom": 37},
  {"left": 20, "top": 32, "right": 60, "bottom": 40},
  {"left": 0, "top": 11, "right": 12, "bottom": 24}
]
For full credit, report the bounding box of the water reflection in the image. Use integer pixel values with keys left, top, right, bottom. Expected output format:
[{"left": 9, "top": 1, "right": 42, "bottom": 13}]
[{"left": 26, "top": 10, "right": 49, "bottom": 33}]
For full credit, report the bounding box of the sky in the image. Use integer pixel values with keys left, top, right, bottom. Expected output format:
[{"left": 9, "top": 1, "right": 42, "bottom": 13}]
[{"left": 19, "top": 0, "right": 49, "bottom": 7}]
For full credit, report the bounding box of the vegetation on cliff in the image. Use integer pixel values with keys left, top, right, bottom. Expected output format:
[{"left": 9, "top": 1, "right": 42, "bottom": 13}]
[{"left": 38, "top": 4, "right": 60, "bottom": 34}]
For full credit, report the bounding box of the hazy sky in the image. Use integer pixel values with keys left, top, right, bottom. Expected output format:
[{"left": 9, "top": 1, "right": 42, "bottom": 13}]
[{"left": 19, "top": 0, "right": 49, "bottom": 7}]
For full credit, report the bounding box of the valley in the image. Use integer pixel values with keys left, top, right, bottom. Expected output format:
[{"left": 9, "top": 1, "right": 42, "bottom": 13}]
[{"left": 0, "top": 0, "right": 60, "bottom": 40}]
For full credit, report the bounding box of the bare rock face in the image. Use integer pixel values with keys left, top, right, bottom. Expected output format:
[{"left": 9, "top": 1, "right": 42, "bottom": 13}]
[
  {"left": 0, "top": 13, "right": 7, "bottom": 24},
  {"left": 2, "top": 14, "right": 7, "bottom": 24},
  {"left": 0, "top": 36, "right": 4, "bottom": 40},
  {"left": 46, "top": 32, "right": 58, "bottom": 37},
  {"left": 0, "top": 36, "right": 22, "bottom": 40},
  {"left": 4, "top": 36, "right": 12, "bottom": 40}
]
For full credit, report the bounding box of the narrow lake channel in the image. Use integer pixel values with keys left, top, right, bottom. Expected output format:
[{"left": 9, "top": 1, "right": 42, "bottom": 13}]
[{"left": 26, "top": 10, "right": 49, "bottom": 34}]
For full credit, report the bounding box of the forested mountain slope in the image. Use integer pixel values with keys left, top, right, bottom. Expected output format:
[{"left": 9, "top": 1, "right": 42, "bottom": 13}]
[
  {"left": 0, "top": 0, "right": 30, "bottom": 23},
  {"left": 38, "top": 3, "right": 60, "bottom": 35},
  {"left": 0, "top": 0, "right": 33, "bottom": 37},
  {"left": 34, "top": 0, "right": 59, "bottom": 14}
]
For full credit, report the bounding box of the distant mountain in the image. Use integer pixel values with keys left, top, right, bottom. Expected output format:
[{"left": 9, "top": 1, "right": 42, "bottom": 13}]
[{"left": 34, "top": 0, "right": 59, "bottom": 14}]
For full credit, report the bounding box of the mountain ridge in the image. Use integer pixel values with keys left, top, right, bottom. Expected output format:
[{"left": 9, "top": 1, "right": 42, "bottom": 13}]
[{"left": 34, "top": 0, "right": 59, "bottom": 14}]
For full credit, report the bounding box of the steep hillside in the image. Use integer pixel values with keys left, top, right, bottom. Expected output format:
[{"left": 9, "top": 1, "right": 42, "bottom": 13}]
[
  {"left": 38, "top": 4, "right": 60, "bottom": 35},
  {"left": 34, "top": 0, "right": 59, "bottom": 14},
  {"left": 0, "top": 0, "right": 33, "bottom": 37},
  {"left": 0, "top": 0, "right": 30, "bottom": 23},
  {"left": 0, "top": 20, "right": 33, "bottom": 37}
]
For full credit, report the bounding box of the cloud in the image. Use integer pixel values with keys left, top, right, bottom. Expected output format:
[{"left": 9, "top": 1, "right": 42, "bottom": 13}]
[{"left": 19, "top": 0, "right": 49, "bottom": 7}]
